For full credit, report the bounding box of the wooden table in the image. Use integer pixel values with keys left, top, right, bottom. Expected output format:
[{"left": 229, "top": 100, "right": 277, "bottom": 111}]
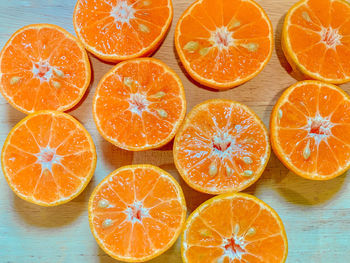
[{"left": 0, "top": 0, "right": 349, "bottom": 262}]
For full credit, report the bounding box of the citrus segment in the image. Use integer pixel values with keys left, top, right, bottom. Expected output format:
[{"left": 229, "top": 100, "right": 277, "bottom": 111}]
[
  {"left": 0, "top": 24, "right": 91, "bottom": 114},
  {"left": 283, "top": 0, "right": 350, "bottom": 84},
  {"left": 89, "top": 165, "right": 186, "bottom": 262},
  {"left": 1, "top": 111, "right": 96, "bottom": 206},
  {"left": 182, "top": 193, "right": 288, "bottom": 263},
  {"left": 175, "top": 0, "right": 273, "bottom": 89},
  {"left": 93, "top": 58, "right": 186, "bottom": 151},
  {"left": 173, "top": 99, "right": 270, "bottom": 194},
  {"left": 73, "top": 0, "right": 173, "bottom": 62},
  {"left": 271, "top": 80, "right": 350, "bottom": 180}
]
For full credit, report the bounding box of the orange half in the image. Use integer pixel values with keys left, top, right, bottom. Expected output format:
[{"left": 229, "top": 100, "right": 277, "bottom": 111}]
[
  {"left": 271, "top": 80, "right": 350, "bottom": 180},
  {"left": 1, "top": 111, "right": 96, "bottom": 206},
  {"left": 182, "top": 193, "right": 288, "bottom": 263},
  {"left": 283, "top": 0, "right": 350, "bottom": 84},
  {"left": 93, "top": 58, "right": 186, "bottom": 151},
  {"left": 73, "top": 0, "right": 173, "bottom": 62},
  {"left": 174, "top": 99, "right": 270, "bottom": 194},
  {"left": 175, "top": 0, "right": 273, "bottom": 89},
  {"left": 89, "top": 164, "right": 186, "bottom": 262},
  {"left": 0, "top": 24, "right": 91, "bottom": 114}
]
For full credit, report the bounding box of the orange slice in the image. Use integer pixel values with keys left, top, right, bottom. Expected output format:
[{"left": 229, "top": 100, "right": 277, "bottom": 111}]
[
  {"left": 93, "top": 58, "right": 186, "bottom": 151},
  {"left": 175, "top": 0, "right": 273, "bottom": 89},
  {"left": 89, "top": 164, "right": 186, "bottom": 262},
  {"left": 1, "top": 111, "right": 96, "bottom": 206},
  {"left": 182, "top": 193, "right": 288, "bottom": 263},
  {"left": 282, "top": 0, "right": 350, "bottom": 84},
  {"left": 0, "top": 24, "right": 91, "bottom": 114},
  {"left": 174, "top": 99, "right": 270, "bottom": 194},
  {"left": 73, "top": 0, "right": 173, "bottom": 62},
  {"left": 271, "top": 80, "right": 350, "bottom": 180}
]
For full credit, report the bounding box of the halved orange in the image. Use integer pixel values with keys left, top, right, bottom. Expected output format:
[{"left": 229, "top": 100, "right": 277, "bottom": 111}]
[
  {"left": 174, "top": 99, "right": 270, "bottom": 195},
  {"left": 93, "top": 58, "right": 186, "bottom": 151},
  {"left": 175, "top": 0, "right": 273, "bottom": 89},
  {"left": 283, "top": 0, "right": 350, "bottom": 84},
  {"left": 1, "top": 111, "right": 96, "bottom": 206},
  {"left": 0, "top": 24, "right": 91, "bottom": 114},
  {"left": 271, "top": 80, "right": 350, "bottom": 180},
  {"left": 182, "top": 192, "right": 288, "bottom": 263},
  {"left": 89, "top": 164, "right": 186, "bottom": 262},
  {"left": 73, "top": 0, "right": 173, "bottom": 62}
]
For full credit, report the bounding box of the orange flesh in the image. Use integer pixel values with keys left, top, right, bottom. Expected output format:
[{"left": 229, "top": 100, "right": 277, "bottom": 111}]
[
  {"left": 93, "top": 58, "right": 186, "bottom": 151},
  {"left": 174, "top": 100, "right": 269, "bottom": 194},
  {"left": 73, "top": 0, "right": 172, "bottom": 61},
  {"left": 182, "top": 193, "right": 288, "bottom": 263},
  {"left": 175, "top": 0, "right": 272, "bottom": 89},
  {"left": 271, "top": 80, "right": 350, "bottom": 180},
  {"left": 0, "top": 24, "right": 90, "bottom": 114},
  {"left": 1, "top": 111, "right": 96, "bottom": 206},
  {"left": 89, "top": 165, "right": 186, "bottom": 261},
  {"left": 284, "top": 0, "right": 350, "bottom": 83}
]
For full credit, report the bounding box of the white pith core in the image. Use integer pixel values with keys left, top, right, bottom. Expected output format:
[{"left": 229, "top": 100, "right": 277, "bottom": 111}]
[
  {"left": 111, "top": 1, "right": 135, "bottom": 25},
  {"left": 210, "top": 26, "right": 234, "bottom": 50},
  {"left": 32, "top": 60, "right": 53, "bottom": 82},
  {"left": 125, "top": 201, "right": 150, "bottom": 223},
  {"left": 210, "top": 128, "right": 253, "bottom": 163},
  {"left": 34, "top": 146, "right": 62, "bottom": 172},
  {"left": 128, "top": 93, "right": 149, "bottom": 116},
  {"left": 100, "top": 201, "right": 150, "bottom": 229},
  {"left": 220, "top": 235, "right": 247, "bottom": 261},
  {"left": 212, "top": 132, "right": 235, "bottom": 158},
  {"left": 320, "top": 26, "right": 342, "bottom": 49},
  {"left": 306, "top": 114, "right": 334, "bottom": 144}
]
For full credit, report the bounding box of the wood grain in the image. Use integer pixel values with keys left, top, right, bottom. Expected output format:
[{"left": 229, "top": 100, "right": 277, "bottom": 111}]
[{"left": 0, "top": 0, "right": 350, "bottom": 262}]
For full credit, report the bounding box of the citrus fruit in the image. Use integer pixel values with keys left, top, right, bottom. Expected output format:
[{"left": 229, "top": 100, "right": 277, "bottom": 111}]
[
  {"left": 173, "top": 99, "right": 270, "bottom": 195},
  {"left": 182, "top": 192, "right": 288, "bottom": 263},
  {"left": 0, "top": 24, "right": 91, "bottom": 114},
  {"left": 93, "top": 58, "right": 186, "bottom": 151},
  {"left": 1, "top": 111, "right": 96, "bottom": 206},
  {"left": 271, "top": 80, "right": 350, "bottom": 180},
  {"left": 282, "top": 0, "right": 350, "bottom": 84},
  {"left": 175, "top": 0, "right": 273, "bottom": 89},
  {"left": 73, "top": 0, "right": 173, "bottom": 62},
  {"left": 89, "top": 164, "right": 186, "bottom": 262}
]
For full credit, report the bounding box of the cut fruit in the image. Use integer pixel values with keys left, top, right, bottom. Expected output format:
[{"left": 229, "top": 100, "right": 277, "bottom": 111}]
[
  {"left": 282, "top": 0, "right": 350, "bottom": 84},
  {"left": 173, "top": 99, "right": 270, "bottom": 194},
  {"left": 175, "top": 0, "right": 273, "bottom": 89},
  {"left": 182, "top": 192, "right": 288, "bottom": 263},
  {"left": 0, "top": 24, "right": 91, "bottom": 114},
  {"left": 1, "top": 111, "right": 96, "bottom": 206},
  {"left": 271, "top": 80, "right": 350, "bottom": 180},
  {"left": 93, "top": 58, "right": 186, "bottom": 151},
  {"left": 89, "top": 164, "right": 186, "bottom": 262},
  {"left": 73, "top": 0, "right": 173, "bottom": 62}
]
